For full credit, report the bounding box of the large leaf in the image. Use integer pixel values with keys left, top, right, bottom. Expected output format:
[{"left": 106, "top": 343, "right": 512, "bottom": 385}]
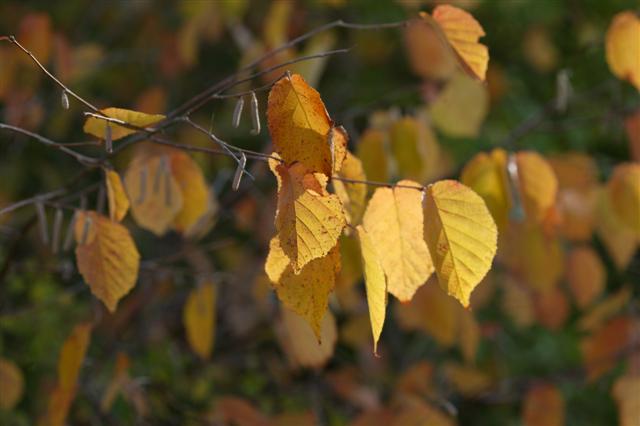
[
  {"left": 605, "top": 11, "right": 640, "bottom": 90},
  {"left": 74, "top": 211, "right": 140, "bottom": 312},
  {"left": 423, "top": 180, "right": 497, "bottom": 307},
  {"left": 183, "top": 281, "right": 216, "bottom": 360},
  {"left": 362, "top": 180, "right": 433, "bottom": 301},
  {"left": 83, "top": 107, "right": 165, "bottom": 140}
]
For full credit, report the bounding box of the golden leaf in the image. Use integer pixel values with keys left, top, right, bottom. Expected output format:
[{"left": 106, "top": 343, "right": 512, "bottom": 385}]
[
  {"left": 581, "top": 316, "right": 631, "bottom": 381},
  {"left": 389, "top": 116, "right": 440, "bottom": 182},
  {"left": 83, "top": 107, "right": 164, "bottom": 140},
  {"left": 578, "top": 286, "right": 632, "bottom": 332},
  {"left": 0, "top": 358, "right": 24, "bottom": 410},
  {"left": 595, "top": 188, "right": 638, "bottom": 270},
  {"left": 183, "top": 281, "right": 216, "bottom": 360},
  {"left": 265, "top": 236, "right": 340, "bottom": 339},
  {"left": 522, "top": 383, "right": 565, "bottom": 426},
  {"left": 404, "top": 15, "right": 457, "bottom": 80},
  {"left": 607, "top": 162, "right": 640, "bottom": 235},
  {"left": 356, "top": 129, "right": 389, "bottom": 184},
  {"left": 273, "top": 161, "right": 345, "bottom": 272},
  {"left": 267, "top": 73, "right": 336, "bottom": 175},
  {"left": 613, "top": 374, "right": 640, "bottom": 426},
  {"left": 362, "top": 180, "right": 433, "bottom": 301},
  {"left": 105, "top": 169, "right": 130, "bottom": 222},
  {"left": 277, "top": 308, "right": 337, "bottom": 369},
  {"left": 74, "top": 211, "right": 140, "bottom": 312},
  {"left": 333, "top": 151, "right": 367, "bottom": 226},
  {"left": 566, "top": 246, "right": 605, "bottom": 309},
  {"left": 605, "top": 11, "right": 640, "bottom": 90},
  {"left": 429, "top": 5, "right": 489, "bottom": 81},
  {"left": 515, "top": 151, "right": 558, "bottom": 223},
  {"left": 423, "top": 180, "right": 497, "bottom": 307},
  {"left": 356, "top": 225, "right": 387, "bottom": 354}
]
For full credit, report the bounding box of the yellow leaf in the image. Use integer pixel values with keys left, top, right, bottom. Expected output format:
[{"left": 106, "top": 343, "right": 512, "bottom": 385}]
[
  {"left": 404, "top": 15, "right": 457, "bottom": 80},
  {"left": 267, "top": 73, "right": 338, "bottom": 175},
  {"left": 0, "top": 358, "right": 24, "bottom": 410},
  {"left": 272, "top": 161, "right": 345, "bottom": 272},
  {"left": 607, "top": 162, "right": 640, "bottom": 235},
  {"left": 429, "top": 72, "right": 489, "bottom": 138},
  {"left": 83, "top": 107, "right": 165, "bottom": 140},
  {"left": 124, "top": 149, "right": 184, "bottom": 236},
  {"left": 265, "top": 236, "right": 340, "bottom": 339},
  {"left": 57, "top": 323, "right": 92, "bottom": 391},
  {"left": 362, "top": 180, "right": 433, "bottom": 301},
  {"left": 183, "top": 281, "right": 216, "bottom": 360},
  {"left": 566, "top": 246, "right": 605, "bottom": 309},
  {"left": 461, "top": 148, "right": 511, "bottom": 229},
  {"left": 356, "top": 225, "right": 387, "bottom": 354},
  {"left": 515, "top": 151, "right": 558, "bottom": 223},
  {"left": 356, "top": 129, "right": 389, "bottom": 184},
  {"left": 613, "top": 374, "right": 640, "bottom": 426},
  {"left": 105, "top": 169, "right": 130, "bottom": 222},
  {"left": 389, "top": 116, "right": 439, "bottom": 182},
  {"left": 74, "top": 211, "right": 140, "bottom": 312},
  {"left": 333, "top": 151, "right": 367, "bottom": 226},
  {"left": 595, "top": 188, "right": 638, "bottom": 270},
  {"left": 522, "top": 26, "right": 559, "bottom": 73},
  {"left": 605, "top": 11, "right": 640, "bottom": 90},
  {"left": 277, "top": 308, "right": 337, "bottom": 369},
  {"left": 423, "top": 180, "right": 497, "bottom": 307},
  {"left": 522, "top": 383, "right": 565, "bottom": 426},
  {"left": 429, "top": 5, "right": 489, "bottom": 81},
  {"left": 578, "top": 286, "right": 632, "bottom": 332}
]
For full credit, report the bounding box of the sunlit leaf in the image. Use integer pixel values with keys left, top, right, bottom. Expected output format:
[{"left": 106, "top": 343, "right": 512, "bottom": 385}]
[
  {"left": 595, "top": 188, "right": 638, "bottom": 270},
  {"left": 515, "top": 151, "right": 558, "bottom": 224},
  {"left": 333, "top": 151, "right": 367, "bottom": 226},
  {"left": 607, "top": 162, "right": 640, "bottom": 235},
  {"left": 105, "top": 169, "right": 129, "bottom": 222},
  {"left": 566, "top": 246, "right": 605, "bottom": 309},
  {"left": 277, "top": 308, "right": 337, "bottom": 369},
  {"left": 605, "top": 11, "right": 640, "bottom": 90},
  {"left": 83, "top": 107, "right": 165, "bottom": 140},
  {"left": 356, "top": 129, "right": 389, "bottom": 184}
]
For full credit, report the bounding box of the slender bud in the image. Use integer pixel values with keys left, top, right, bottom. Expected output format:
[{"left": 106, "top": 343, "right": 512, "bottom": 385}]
[
  {"left": 232, "top": 152, "right": 247, "bottom": 191},
  {"left": 137, "top": 166, "right": 148, "bottom": 205},
  {"left": 61, "top": 90, "right": 70, "bottom": 110},
  {"left": 80, "top": 215, "right": 93, "bottom": 245},
  {"left": 51, "top": 208, "right": 63, "bottom": 253},
  {"left": 63, "top": 211, "right": 78, "bottom": 251},
  {"left": 249, "top": 91, "right": 260, "bottom": 135},
  {"left": 105, "top": 123, "right": 113, "bottom": 154},
  {"left": 35, "top": 202, "right": 49, "bottom": 245},
  {"left": 232, "top": 97, "right": 245, "bottom": 128}
]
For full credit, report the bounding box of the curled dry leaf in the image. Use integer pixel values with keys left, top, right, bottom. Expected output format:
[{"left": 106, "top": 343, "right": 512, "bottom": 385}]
[
  {"left": 183, "top": 281, "right": 216, "bottom": 360},
  {"left": 423, "top": 180, "right": 497, "bottom": 307},
  {"left": 105, "top": 169, "right": 129, "bottom": 222},
  {"left": 362, "top": 180, "right": 433, "bottom": 301},
  {"left": 74, "top": 211, "right": 140, "bottom": 312},
  {"left": 605, "top": 11, "right": 640, "bottom": 90},
  {"left": 83, "top": 107, "right": 165, "bottom": 140}
]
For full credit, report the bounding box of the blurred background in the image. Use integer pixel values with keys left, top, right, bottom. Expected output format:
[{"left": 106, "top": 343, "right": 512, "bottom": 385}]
[{"left": 0, "top": 0, "right": 639, "bottom": 425}]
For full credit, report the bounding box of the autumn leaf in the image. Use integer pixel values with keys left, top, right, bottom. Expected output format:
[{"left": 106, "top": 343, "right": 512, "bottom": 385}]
[
  {"left": 100, "top": 352, "right": 131, "bottom": 413},
  {"left": 267, "top": 73, "right": 340, "bottom": 175},
  {"left": 356, "top": 225, "right": 387, "bottom": 354},
  {"left": 605, "top": 11, "right": 640, "bottom": 90},
  {"left": 265, "top": 236, "right": 340, "bottom": 339},
  {"left": 272, "top": 161, "right": 345, "bottom": 272},
  {"left": 0, "top": 358, "right": 24, "bottom": 410},
  {"left": 607, "top": 162, "right": 640, "bottom": 235},
  {"left": 535, "top": 287, "right": 569, "bottom": 331},
  {"left": 581, "top": 316, "right": 631, "bottom": 381},
  {"left": 613, "top": 374, "right": 640, "bottom": 426},
  {"left": 522, "top": 383, "right": 565, "bottom": 426},
  {"left": 566, "top": 246, "right": 605, "bottom": 309},
  {"left": 362, "top": 180, "right": 433, "bottom": 301},
  {"left": 404, "top": 15, "right": 456, "bottom": 80},
  {"left": 443, "top": 362, "right": 493, "bottom": 396},
  {"left": 83, "top": 107, "right": 165, "bottom": 140},
  {"left": 423, "top": 180, "right": 497, "bottom": 307},
  {"left": 595, "top": 188, "right": 638, "bottom": 270},
  {"left": 356, "top": 129, "right": 389, "bottom": 184},
  {"left": 514, "top": 151, "right": 558, "bottom": 223},
  {"left": 578, "top": 286, "right": 632, "bottom": 332},
  {"left": 501, "top": 277, "right": 535, "bottom": 329},
  {"left": 105, "top": 169, "right": 129, "bottom": 222},
  {"left": 74, "top": 211, "right": 140, "bottom": 312},
  {"left": 277, "top": 308, "right": 337, "bottom": 369},
  {"left": 183, "top": 281, "right": 216, "bottom": 360},
  {"left": 333, "top": 151, "right": 367, "bottom": 226}
]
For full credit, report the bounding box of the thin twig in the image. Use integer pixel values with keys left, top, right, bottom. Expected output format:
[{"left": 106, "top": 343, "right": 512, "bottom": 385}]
[{"left": 0, "top": 189, "right": 67, "bottom": 216}]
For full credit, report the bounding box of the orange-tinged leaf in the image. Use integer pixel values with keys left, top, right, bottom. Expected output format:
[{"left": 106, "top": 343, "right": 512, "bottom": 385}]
[
  {"left": 74, "top": 211, "right": 140, "bottom": 312},
  {"left": 566, "top": 246, "right": 605, "bottom": 309},
  {"left": 356, "top": 225, "right": 387, "bottom": 354},
  {"left": 356, "top": 129, "right": 389, "bottom": 184},
  {"left": 183, "top": 281, "right": 216, "bottom": 360},
  {"left": 578, "top": 286, "right": 632, "bottom": 332},
  {"left": 124, "top": 150, "right": 184, "bottom": 236},
  {"left": 626, "top": 110, "right": 640, "bottom": 162},
  {"left": 443, "top": 362, "right": 492, "bottom": 396},
  {"left": 430, "top": 5, "right": 489, "bottom": 81},
  {"left": 613, "top": 374, "right": 640, "bottom": 426},
  {"left": 392, "top": 399, "right": 456, "bottom": 426},
  {"left": 333, "top": 151, "right": 367, "bottom": 226},
  {"left": 607, "top": 162, "right": 640, "bottom": 235},
  {"left": 267, "top": 73, "right": 336, "bottom": 175},
  {"left": 389, "top": 117, "right": 435, "bottom": 181},
  {"left": 278, "top": 308, "right": 337, "bottom": 369},
  {"left": 595, "top": 188, "right": 638, "bottom": 270},
  {"left": 404, "top": 15, "right": 457, "bottom": 80},
  {"left": 273, "top": 161, "right": 345, "bottom": 272},
  {"left": 429, "top": 71, "right": 489, "bottom": 138},
  {"left": 535, "top": 287, "right": 569, "bottom": 331},
  {"left": 605, "top": 11, "right": 640, "bottom": 90},
  {"left": 515, "top": 151, "right": 558, "bottom": 223},
  {"left": 0, "top": 358, "right": 24, "bottom": 410},
  {"left": 362, "top": 180, "right": 433, "bottom": 301},
  {"left": 522, "top": 383, "right": 565, "bottom": 426},
  {"left": 213, "top": 397, "right": 270, "bottom": 426},
  {"left": 329, "top": 125, "right": 349, "bottom": 175},
  {"left": 57, "top": 323, "right": 92, "bottom": 391},
  {"left": 18, "top": 13, "right": 52, "bottom": 65},
  {"left": 581, "top": 316, "right": 631, "bottom": 381},
  {"left": 105, "top": 169, "right": 129, "bottom": 222},
  {"left": 424, "top": 180, "right": 497, "bottom": 307},
  {"left": 265, "top": 236, "right": 340, "bottom": 339},
  {"left": 83, "top": 107, "right": 165, "bottom": 140}
]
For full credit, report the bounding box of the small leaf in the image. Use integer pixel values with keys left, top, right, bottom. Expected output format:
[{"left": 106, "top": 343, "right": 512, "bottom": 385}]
[
  {"left": 356, "top": 225, "right": 387, "bottom": 354},
  {"left": 74, "top": 211, "right": 140, "bottom": 312},
  {"left": 362, "top": 180, "right": 433, "bottom": 301},
  {"left": 423, "top": 180, "right": 497, "bottom": 307},
  {"left": 595, "top": 188, "right": 638, "bottom": 271},
  {"left": 183, "top": 281, "right": 216, "bottom": 360},
  {"left": 83, "top": 107, "right": 164, "bottom": 140},
  {"left": 356, "top": 129, "right": 389, "bottom": 184},
  {"left": 581, "top": 316, "right": 631, "bottom": 381},
  {"left": 277, "top": 308, "right": 337, "bottom": 369},
  {"left": 333, "top": 151, "right": 367, "bottom": 226},
  {"left": 605, "top": 11, "right": 640, "bottom": 90},
  {"left": 566, "top": 246, "right": 605, "bottom": 310},
  {"left": 515, "top": 151, "right": 558, "bottom": 223},
  {"left": 0, "top": 358, "right": 24, "bottom": 410},
  {"left": 522, "top": 383, "right": 565, "bottom": 426},
  {"left": 607, "top": 162, "right": 640, "bottom": 235},
  {"left": 105, "top": 169, "right": 130, "bottom": 222}
]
